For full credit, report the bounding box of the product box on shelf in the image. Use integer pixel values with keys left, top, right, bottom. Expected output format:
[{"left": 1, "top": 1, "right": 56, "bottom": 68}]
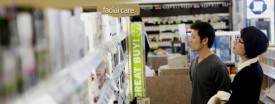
[
  {"left": 33, "top": 9, "right": 50, "bottom": 80},
  {"left": 147, "top": 53, "right": 168, "bottom": 71},
  {"left": 1, "top": 49, "right": 18, "bottom": 100},
  {"left": 45, "top": 8, "right": 64, "bottom": 73},
  {"left": 69, "top": 8, "right": 86, "bottom": 62},
  {"left": 159, "top": 67, "right": 189, "bottom": 76},
  {"left": 17, "top": 11, "right": 38, "bottom": 90},
  {"left": 267, "top": 83, "right": 275, "bottom": 102},
  {"left": 137, "top": 97, "right": 150, "bottom": 104},
  {"left": 145, "top": 74, "right": 191, "bottom": 104},
  {"left": 215, "top": 36, "right": 231, "bottom": 62},
  {"left": 60, "top": 10, "right": 72, "bottom": 67},
  {"left": 270, "top": 48, "right": 275, "bottom": 59}
]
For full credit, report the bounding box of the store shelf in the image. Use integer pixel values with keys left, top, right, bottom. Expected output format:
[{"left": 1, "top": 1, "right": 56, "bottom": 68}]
[
  {"left": 260, "top": 63, "right": 275, "bottom": 79},
  {"left": 146, "top": 28, "right": 229, "bottom": 34},
  {"left": 9, "top": 50, "right": 104, "bottom": 104},
  {"left": 146, "top": 29, "right": 179, "bottom": 33},
  {"left": 150, "top": 38, "right": 173, "bottom": 42},
  {"left": 144, "top": 19, "right": 229, "bottom": 26},
  {"left": 97, "top": 58, "right": 127, "bottom": 104},
  {"left": 144, "top": 20, "right": 193, "bottom": 26},
  {"left": 118, "top": 76, "right": 129, "bottom": 104},
  {"left": 270, "top": 44, "right": 275, "bottom": 47},
  {"left": 7, "top": 30, "right": 128, "bottom": 104},
  {"left": 260, "top": 91, "right": 275, "bottom": 104}
]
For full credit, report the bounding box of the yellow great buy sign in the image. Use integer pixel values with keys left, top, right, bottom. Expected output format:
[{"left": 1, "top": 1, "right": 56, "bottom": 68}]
[{"left": 130, "top": 22, "right": 145, "bottom": 97}]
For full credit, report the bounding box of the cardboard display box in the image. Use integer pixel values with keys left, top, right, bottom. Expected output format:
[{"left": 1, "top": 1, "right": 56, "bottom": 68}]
[
  {"left": 146, "top": 68, "right": 191, "bottom": 104},
  {"left": 159, "top": 67, "right": 189, "bottom": 76},
  {"left": 146, "top": 75, "right": 192, "bottom": 104},
  {"left": 137, "top": 97, "right": 150, "bottom": 104},
  {"left": 267, "top": 83, "right": 275, "bottom": 102},
  {"left": 147, "top": 54, "right": 168, "bottom": 71}
]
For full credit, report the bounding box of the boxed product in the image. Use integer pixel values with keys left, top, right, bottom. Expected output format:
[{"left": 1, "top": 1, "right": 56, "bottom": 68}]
[
  {"left": 45, "top": 8, "right": 63, "bottom": 72},
  {"left": 146, "top": 75, "right": 191, "bottom": 104},
  {"left": 167, "top": 54, "right": 188, "bottom": 68},
  {"left": 159, "top": 67, "right": 189, "bottom": 76},
  {"left": 69, "top": 12, "right": 86, "bottom": 62},
  {"left": 1, "top": 49, "right": 18, "bottom": 99},
  {"left": 60, "top": 10, "right": 72, "bottom": 66},
  {"left": 33, "top": 9, "right": 50, "bottom": 80},
  {"left": 17, "top": 12, "right": 37, "bottom": 90},
  {"left": 267, "top": 83, "right": 275, "bottom": 102},
  {"left": 215, "top": 36, "right": 231, "bottom": 62},
  {"left": 147, "top": 53, "right": 168, "bottom": 71}
]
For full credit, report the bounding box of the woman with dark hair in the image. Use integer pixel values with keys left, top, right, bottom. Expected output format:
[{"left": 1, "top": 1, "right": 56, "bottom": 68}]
[{"left": 208, "top": 26, "right": 269, "bottom": 104}]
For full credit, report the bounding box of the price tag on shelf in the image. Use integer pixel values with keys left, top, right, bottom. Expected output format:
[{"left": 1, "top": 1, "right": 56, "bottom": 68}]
[
  {"left": 162, "top": 21, "right": 166, "bottom": 25},
  {"left": 157, "top": 21, "right": 161, "bottom": 25},
  {"left": 192, "top": 20, "right": 196, "bottom": 23},
  {"left": 171, "top": 29, "right": 175, "bottom": 33},
  {"left": 118, "top": 96, "right": 124, "bottom": 104},
  {"left": 176, "top": 20, "right": 181, "bottom": 24},
  {"left": 152, "top": 21, "right": 156, "bottom": 25},
  {"left": 202, "top": 19, "right": 208, "bottom": 22},
  {"left": 168, "top": 20, "right": 173, "bottom": 24}
]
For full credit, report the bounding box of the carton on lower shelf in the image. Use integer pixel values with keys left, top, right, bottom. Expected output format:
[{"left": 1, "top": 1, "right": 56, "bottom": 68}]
[
  {"left": 167, "top": 54, "right": 188, "bottom": 68},
  {"left": 146, "top": 68, "right": 191, "bottom": 104},
  {"left": 147, "top": 53, "right": 168, "bottom": 71},
  {"left": 137, "top": 97, "right": 150, "bottom": 104},
  {"left": 267, "top": 83, "right": 275, "bottom": 102},
  {"left": 158, "top": 65, "right": 189, "bottom": 76}
]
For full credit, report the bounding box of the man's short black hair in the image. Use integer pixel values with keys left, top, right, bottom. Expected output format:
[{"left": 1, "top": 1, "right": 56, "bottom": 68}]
[
  {"left": 241, "top": 26, "right": 269, "bottom": 59},
  {"left": 191, "top": 22, "right": 215, "bottom": 48}
]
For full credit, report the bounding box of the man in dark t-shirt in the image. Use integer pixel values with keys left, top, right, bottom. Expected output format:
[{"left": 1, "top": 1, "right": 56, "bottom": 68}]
[{"left": 188, "top": 22, "right": 231, "bottom": 104}]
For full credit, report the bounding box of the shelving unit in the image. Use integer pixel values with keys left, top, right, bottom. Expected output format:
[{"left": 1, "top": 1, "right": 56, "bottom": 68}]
[
  {"left": 260, "top": 47, "right": 275, "bottom": 104},
  {"left": 146, "top": 29, "right": 179, "bottom": 33},
  {"left": 7, "top": 29, "right": 129, "bottom": 104},
  {"left": 0, "top": 4, "right": 132, "bottom": 103},
  {"left": 260, "top": 91, "right": 275, "bottom": 104},
  {"left": 260, "top": 63, "right": 275, "bottom": 79},
  {"left": 3, "top": 1, "right": 273, "bottom": 104},
  {"left": 10, "top": 51, "right": 104, "bottom": 104},
  {"left": 139, "top": 1, "right": 232, "bottom": 51},
  {"left": 144, "top": 19, "right": 229, "bottom": 26}
]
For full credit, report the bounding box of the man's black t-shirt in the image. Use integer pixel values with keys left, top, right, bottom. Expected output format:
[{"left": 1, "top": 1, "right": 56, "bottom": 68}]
[{"left": 189, "top": 54, "right": 231, "bottom": 104}]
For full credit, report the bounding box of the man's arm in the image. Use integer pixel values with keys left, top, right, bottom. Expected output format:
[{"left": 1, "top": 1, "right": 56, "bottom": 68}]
[
  {"left": 212, "top": 63, "right": 231, "bottom": 92},
  {"left": 208, "top": 63, "right": 231, "bottom": 104}
]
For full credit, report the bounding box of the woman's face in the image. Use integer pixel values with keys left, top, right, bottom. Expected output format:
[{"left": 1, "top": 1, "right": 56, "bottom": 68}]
[{"left": 233, "top": 36, "right": 246, "bottom": 56}]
